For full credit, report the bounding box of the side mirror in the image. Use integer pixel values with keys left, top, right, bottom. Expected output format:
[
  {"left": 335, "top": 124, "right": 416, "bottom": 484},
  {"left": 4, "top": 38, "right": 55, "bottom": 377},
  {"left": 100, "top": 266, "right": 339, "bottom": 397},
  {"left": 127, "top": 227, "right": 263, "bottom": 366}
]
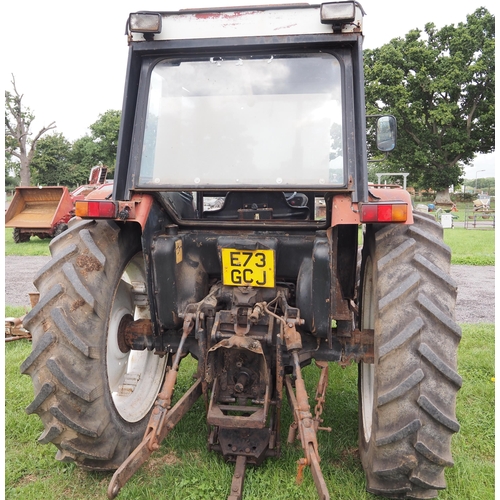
[{"left": 376, "top": 115, "right": 397, "bottom": 152}]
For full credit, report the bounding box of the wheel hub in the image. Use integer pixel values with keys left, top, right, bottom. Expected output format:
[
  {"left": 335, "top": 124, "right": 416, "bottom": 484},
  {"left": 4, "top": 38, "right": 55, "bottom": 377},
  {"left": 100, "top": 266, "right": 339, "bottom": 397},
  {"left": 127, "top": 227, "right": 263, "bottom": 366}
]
[{"left": 106, "top": 254, "right": 167, "bottom": 423}]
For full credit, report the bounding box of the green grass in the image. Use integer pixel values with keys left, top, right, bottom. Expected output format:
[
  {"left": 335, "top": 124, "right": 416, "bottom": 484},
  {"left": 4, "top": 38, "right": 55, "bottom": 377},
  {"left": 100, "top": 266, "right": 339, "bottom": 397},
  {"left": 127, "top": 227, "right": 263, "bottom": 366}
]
[
  {"left": 5, "top": 229, "right": 51, "bottom": 256},
  {"left": 5, "top": 306, "right": 30, "bottom": 318},
  {"left": 443, "top": 228, "right": 495, "bottom": 265},
  {"left": 5, "top": 324, "right": 494, "bottom": 500}
]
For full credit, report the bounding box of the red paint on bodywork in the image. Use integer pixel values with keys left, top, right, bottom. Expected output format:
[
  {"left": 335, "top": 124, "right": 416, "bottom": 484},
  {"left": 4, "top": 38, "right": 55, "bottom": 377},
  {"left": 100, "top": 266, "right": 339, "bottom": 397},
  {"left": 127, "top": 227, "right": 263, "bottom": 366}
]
[
  {"left": 194, "top": 11, "right": 258, "bottom": 20},
  {"left": 331, "top": 188, "right": 414, "bottom": 227}
]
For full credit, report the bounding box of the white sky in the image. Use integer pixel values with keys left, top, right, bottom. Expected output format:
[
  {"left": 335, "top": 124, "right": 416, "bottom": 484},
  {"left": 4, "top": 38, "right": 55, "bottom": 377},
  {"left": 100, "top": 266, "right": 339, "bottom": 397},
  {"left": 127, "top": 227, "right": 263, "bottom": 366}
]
[{"left": 3, "top": 0, "right": 496, "bottom": 178}]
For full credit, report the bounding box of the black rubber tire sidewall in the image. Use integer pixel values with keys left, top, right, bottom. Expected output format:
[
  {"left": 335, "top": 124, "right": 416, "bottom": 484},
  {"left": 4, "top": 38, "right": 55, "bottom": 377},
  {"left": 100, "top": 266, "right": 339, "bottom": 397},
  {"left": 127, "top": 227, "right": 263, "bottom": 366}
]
[
  {"left": 22, "top": 219, "right": 155, "bottom": 470},
  {"left": 13, "top": 227, "right": 30, "bottom": 243},
  {"left": 358, "top": 213, "right": 461, "bottom": 499}
]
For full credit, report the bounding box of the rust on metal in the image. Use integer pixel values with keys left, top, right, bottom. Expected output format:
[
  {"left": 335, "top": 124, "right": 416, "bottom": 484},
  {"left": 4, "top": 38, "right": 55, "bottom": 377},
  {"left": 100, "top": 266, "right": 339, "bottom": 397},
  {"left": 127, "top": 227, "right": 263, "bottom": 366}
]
[
  {"left": 108, "top": 314, "right": 199, "bottom": 499},
  {"left": 330, "top": 194, "right": 360, "bottom": 227},
  {"left": 117, "top": 315, "right": 153, "bottom": 352},
  {"left": 28, "top": 293, "right": 40, "bottom": 308},
  {"left": 340, "top": 328, "right": 374, "bottom": 364},
  {"left": 227, "top": 454, "right": 247, "bottom": 500},
  {"left": 283, "top": 321, "right": 302, "bottom": 351},
  {"left": 313, "top": 361, "right": 332, "bottom": 433},
  {"left": 118, "top": 194, "right": 154, "bottom": 230},
  {"left": 5, "top": 316, "right": 31, "bottom": 342},
  {"left": 107, "top": 377, "right": 202, "bottom": 499},
  {"left": 107, "top": 287, "right": 340, "bottom": 499},
  {"left": 206, "top": 333, "right": 270, "bottom": 429},
  {"left": 5, "top": 186, "right": 74, "bottom": 230},
  {"left": 285, "top": 351, "right": 330, "bottom": 500}
]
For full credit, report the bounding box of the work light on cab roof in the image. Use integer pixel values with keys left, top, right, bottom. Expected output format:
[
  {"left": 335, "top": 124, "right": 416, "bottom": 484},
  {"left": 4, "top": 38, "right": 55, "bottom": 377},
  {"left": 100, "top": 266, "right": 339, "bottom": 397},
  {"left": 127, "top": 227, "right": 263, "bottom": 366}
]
[
  {"left": 128, "top": 2, "right": 363, "bottom": 40},
  {"left": 128, "top": 12, "right": 161, "bottom": 34}
]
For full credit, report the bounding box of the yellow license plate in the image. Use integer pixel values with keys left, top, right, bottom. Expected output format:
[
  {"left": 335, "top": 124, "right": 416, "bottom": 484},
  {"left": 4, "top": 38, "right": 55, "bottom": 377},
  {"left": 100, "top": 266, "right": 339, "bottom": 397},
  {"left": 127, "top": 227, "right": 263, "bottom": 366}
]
[{"left": 221, "top": 248, "right": 275, "bottom": 288}]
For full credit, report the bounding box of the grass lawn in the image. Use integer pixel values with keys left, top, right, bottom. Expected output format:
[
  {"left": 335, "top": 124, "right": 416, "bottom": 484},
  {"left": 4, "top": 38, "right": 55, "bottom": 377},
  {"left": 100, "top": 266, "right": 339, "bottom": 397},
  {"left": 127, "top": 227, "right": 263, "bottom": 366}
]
[
  {"left": 5, "top": 228, "right": 50, "bottom": 257},
  {"left": 443, "top": 228, "right": 495, "bottom": 265},
  {"left": 5, "top": 324, "right": 494, "bottom": 500}
]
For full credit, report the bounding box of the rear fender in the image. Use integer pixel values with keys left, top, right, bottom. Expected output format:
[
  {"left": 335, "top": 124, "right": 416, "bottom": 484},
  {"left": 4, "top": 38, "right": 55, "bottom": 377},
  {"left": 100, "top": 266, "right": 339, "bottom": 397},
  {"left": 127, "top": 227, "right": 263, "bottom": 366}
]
[
  {"left": 77, "top": 191, "right": 154, "bottom": 231},
  {"left": 115, "top": 194, "right": 154, "bottom": 230},
  {"left": 331, "top": 189, "right": 414, "bottom": 227}
]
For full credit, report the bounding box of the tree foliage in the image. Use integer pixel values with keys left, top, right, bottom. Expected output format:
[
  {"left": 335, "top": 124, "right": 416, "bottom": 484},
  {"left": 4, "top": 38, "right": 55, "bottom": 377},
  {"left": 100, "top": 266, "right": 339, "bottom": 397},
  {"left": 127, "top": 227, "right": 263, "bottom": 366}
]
[
  {"left": 364, "top": 8, "right": 495, "bottom": 194},
  {"left": 72, "top": 110, "right": 121, "bottom": 176},
  {"left": 30, "top": 133, "right": 89, "bottom": 187},
  {"left": 463, "top": 176, "right": 495, "bottom": 191},
  {"left": 71, "top": 135, "right": 100, "bottom": 172},
  {"left": 90, "top": 110, "right": 121, "bottom": 172},
  {"left": 27, "top": 110, "right": 121, "bottom": 188},
  {"left": 5, "top": 75, "right": 56, "bottom": 186}
]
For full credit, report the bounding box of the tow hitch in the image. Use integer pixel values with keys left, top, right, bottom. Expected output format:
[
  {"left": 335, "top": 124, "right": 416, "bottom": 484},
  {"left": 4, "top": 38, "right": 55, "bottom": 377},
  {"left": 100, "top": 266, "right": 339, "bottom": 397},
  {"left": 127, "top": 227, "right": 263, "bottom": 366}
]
[{"left": 107, "top": 289, "right": 334, "bottom": 500}]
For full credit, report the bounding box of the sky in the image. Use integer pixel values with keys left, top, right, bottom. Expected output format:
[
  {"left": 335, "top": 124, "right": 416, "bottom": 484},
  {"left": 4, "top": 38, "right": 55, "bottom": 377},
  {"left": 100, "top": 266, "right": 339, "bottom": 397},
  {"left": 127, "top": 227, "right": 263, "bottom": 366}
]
[{"left": 3, "top": 0, "right": 496, "bottom": 179}]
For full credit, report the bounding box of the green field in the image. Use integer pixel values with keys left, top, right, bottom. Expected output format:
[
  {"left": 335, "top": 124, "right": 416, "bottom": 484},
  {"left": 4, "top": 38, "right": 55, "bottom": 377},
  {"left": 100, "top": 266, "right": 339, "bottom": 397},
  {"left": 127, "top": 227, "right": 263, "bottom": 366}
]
[
  {"left": 5, "top": 229, "right": 51, "bottom": 257},
  {"left": 5, "top": 324, "right": 494, "bottom": 500},
  {"left": 443, "top": 228, "right": 495, "bottom": 265}
]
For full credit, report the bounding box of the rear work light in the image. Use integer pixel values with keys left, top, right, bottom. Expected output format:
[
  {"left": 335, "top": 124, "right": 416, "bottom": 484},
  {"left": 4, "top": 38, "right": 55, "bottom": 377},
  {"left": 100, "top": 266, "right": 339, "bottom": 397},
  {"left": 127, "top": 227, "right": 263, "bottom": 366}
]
[
  {"left": 75, "top": 200, "right": 117, "bottom": 219},
  {"left": 320, "top": 2, "right": 356, "bottom": 24},
  {"left": 360, "top": 203, "right": 408, "bottom": 223},
  {"left": 129, "top": 13, "right": 162, "bottom": 34}
]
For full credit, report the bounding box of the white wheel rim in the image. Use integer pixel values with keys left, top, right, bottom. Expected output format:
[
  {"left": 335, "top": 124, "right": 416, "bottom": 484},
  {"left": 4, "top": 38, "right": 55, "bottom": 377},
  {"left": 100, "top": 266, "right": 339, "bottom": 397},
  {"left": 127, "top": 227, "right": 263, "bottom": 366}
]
[
  {"left": 361, "top": 255, "right": 375, "bottom": 443},
  {"left": 360, "top": 363, "right": 374, "bottom": 443},
  {"left": 107, "top": 253, "right": 166, "bottom": 422}
]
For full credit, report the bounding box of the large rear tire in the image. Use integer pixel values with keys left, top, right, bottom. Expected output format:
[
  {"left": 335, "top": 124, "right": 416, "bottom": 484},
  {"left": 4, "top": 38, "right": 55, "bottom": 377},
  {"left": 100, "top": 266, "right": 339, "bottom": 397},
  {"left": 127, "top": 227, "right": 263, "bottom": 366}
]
[
  {"left": 358, "top": 212, "right": 461, "bottom": 499},
  {"left": 22, "top": 219, "right": 167, "bottom": 470}
]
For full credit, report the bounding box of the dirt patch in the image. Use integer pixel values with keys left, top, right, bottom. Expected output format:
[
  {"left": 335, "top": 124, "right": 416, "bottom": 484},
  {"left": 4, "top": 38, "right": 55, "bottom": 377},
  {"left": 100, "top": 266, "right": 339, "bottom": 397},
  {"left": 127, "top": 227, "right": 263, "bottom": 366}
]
[
  {"left": 70, "top": 298, "right": 87, "bottom": 312},
  {"left": 4, "top": 256, "right": 494, "bottom": 323},
  {"left": 144, "top": 453, "right": 181, "bottom": 475},
  {"left": 13, "top": 474, "right": 37, "bottom": 488},
  {"left": 451, "top": 264, "right": 495, "bottom": 323},
  {"left": 76, "top": 253, "right": 103, "bottom": 276}
]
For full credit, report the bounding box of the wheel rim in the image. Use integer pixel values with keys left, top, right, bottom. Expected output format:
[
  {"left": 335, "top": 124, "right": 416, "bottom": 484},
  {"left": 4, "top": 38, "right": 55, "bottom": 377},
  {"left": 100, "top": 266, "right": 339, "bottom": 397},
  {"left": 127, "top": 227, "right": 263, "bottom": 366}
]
[
  {"left": 360, "top": 255, "right": 375, "bottom": 443},
  {"left": 107, "top": 253, "right": 166, "bottom": 422}
]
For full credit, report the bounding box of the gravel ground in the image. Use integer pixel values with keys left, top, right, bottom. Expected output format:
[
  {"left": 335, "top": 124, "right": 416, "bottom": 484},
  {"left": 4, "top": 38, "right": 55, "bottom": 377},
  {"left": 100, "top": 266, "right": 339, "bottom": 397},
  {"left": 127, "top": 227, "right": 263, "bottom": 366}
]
[{"left": 4, "top": 256, "right": 495, "bottom": 323}]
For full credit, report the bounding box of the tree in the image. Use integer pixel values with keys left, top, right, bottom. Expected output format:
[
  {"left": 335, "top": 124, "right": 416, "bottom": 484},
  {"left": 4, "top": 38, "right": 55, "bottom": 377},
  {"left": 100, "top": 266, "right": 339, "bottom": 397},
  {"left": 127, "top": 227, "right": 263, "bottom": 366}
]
[
  {"left": 5, "top": 75, "right": 56, "bottom": 186},
  {"left": 5, "top": 133, "right": 20, "bottom": 187},
  {"left": 71, "top": 110, "right": 121, "bottom": 177},
  {"left": 463, "top": 176, "right": 495, "bottom": 194},
  {"left": 71, "top": 135, "right": 101, "bottom": 172},
  {"left": 30, "top": 133, "right": 89, "bottom": 187},
  {"left": 364, "top": 8, "right": 495, "bottom": 203},
  {"left": 89, "top": 110, "right": 121, "bottom": 172},
  {"left": 5, "top": 154, "right": 19, "bottom": 191}
]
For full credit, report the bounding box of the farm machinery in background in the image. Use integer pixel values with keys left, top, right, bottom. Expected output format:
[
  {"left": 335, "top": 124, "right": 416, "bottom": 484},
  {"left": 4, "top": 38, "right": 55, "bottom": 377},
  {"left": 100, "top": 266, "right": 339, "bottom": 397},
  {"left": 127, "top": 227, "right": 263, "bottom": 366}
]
[
  {"left": 5, "top": 166, "right": 111, "bottom": 243},
  {"left": 473, "top": 193, "right": 491, "bottom": 212}
]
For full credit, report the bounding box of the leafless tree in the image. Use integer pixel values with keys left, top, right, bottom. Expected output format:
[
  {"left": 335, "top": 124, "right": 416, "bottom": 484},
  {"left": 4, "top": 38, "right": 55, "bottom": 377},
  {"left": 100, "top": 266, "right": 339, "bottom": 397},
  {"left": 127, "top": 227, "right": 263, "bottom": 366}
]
[{"left": 5, "top": 75, "right": 56, "bottom": 186}]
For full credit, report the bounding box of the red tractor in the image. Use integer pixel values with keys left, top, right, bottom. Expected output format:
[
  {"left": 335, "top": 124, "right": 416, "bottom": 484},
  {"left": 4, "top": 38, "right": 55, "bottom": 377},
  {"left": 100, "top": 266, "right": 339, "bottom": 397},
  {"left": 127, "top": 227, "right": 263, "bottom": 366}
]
[{"left": 22, "top": 4, "right": 460, "bottom": 499}]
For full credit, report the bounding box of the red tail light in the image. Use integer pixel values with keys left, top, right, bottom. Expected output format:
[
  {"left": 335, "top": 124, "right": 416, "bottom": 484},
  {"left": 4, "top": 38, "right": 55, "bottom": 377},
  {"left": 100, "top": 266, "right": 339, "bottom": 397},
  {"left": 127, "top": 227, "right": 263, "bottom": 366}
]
[
  {"left": 75, "top": 200, "right": 117, "bottom": 218},
  {"left": 360, "top": 203, "right": 408, "bottom": 223}
]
